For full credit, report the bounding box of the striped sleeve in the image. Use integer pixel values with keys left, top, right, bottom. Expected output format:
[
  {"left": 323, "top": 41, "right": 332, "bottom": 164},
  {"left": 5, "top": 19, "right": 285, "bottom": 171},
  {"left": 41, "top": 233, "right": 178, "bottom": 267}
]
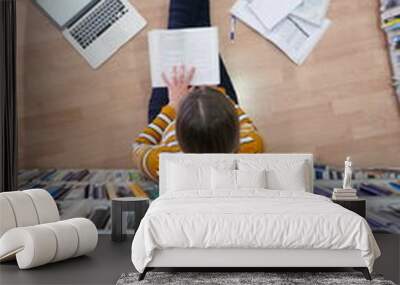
[
  {"left": 135, "top": 105, "right": 176, "bottom": 145},
  {"left": 131, "top": 144, "right": 180, "bottom": 181},
  {"left": 132, "top": 105, "right": 177, "bottom": 181},
  {"left": 237, "top": 113, "right": 264, "bottom": 153}
]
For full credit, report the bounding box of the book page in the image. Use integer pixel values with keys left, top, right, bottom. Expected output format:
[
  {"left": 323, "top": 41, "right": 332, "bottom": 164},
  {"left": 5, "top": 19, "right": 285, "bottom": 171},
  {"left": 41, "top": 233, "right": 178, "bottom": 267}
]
[
  {"left": 148, "top": 30, "right": 185, "bottom": 87},
  {"left": 231, "top": 0, "right": 331, "bottom": 65},
  {"left": 148, "top": 27, "right": 220, "bottom": 88},
  {"left": 183, "top": 28, "right": 220, "bottom": 87}
]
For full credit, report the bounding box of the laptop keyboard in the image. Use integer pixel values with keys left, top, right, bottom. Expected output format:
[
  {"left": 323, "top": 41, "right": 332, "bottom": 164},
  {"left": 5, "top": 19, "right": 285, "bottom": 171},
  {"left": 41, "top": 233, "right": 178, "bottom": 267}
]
[{"left": 70, "top": 0, "right": 129, "bottom": 50}]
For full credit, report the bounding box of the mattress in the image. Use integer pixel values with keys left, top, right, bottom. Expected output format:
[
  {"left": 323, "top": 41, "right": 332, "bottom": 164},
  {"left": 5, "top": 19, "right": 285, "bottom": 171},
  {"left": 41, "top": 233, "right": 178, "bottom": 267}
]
[{"left": 131, "top": 190, "right": 380, "bottom": 273}]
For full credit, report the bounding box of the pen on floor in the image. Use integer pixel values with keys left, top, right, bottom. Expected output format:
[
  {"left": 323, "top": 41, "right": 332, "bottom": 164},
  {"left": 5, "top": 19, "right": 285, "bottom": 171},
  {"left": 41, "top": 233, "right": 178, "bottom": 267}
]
[{"left": 230, "top": 15, "right": 236, "bottom": 42}]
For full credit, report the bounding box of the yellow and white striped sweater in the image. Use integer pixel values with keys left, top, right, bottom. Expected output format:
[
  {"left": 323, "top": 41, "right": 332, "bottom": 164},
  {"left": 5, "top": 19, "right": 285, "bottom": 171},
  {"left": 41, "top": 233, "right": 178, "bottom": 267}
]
[{"left": 132, "top": 89, "right": 264, "bottom": 181}]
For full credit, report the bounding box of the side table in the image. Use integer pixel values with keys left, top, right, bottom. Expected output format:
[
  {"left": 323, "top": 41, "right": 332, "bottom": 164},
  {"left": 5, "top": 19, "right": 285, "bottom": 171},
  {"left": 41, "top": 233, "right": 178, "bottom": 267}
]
[
  {"left": 332, "top": 199, "right": 366, "bottom": 218},
  {"left": 112, "top": 197, "right": 150, "bottom": 242}
]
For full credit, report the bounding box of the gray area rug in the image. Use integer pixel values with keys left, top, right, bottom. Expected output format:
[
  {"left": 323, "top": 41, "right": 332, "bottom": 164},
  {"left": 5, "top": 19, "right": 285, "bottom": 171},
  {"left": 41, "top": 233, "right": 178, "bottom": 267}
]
[{"left": 116, "top": 272, "right": 396, "bottom": 285}]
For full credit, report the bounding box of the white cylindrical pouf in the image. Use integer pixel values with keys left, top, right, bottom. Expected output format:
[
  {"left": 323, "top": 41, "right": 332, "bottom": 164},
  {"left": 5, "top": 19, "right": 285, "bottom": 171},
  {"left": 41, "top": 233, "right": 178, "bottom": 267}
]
[
  {"left": 1, "top": 192, "right": 39, "bottom": 227},
  {"left": 24, "top": 189, "right": 60, "bottom": 224},
  {"left": 0, "top": 226, "right": 57, "bottom": 269},
  {"left": 42, "top": 221, "right": 79, "bottom": 262},
  {"left": 64, "top": 218, "right": 98, "bottom": 257},
  {"left": 0, "top": 219, "right": 98, "bottom": 269},
  {"left": 0, "top": 195, "right": 17, "bottom": 237}
]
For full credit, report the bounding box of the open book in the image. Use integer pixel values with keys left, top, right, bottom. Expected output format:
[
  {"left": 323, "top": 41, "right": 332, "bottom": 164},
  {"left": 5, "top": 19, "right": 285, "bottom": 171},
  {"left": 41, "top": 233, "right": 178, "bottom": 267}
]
[
  {"left": 148, "top": 27, "right": 220, "bottom": 88},
  {"left": 231, "top": 0, "right": 331, "bottom": 65}
]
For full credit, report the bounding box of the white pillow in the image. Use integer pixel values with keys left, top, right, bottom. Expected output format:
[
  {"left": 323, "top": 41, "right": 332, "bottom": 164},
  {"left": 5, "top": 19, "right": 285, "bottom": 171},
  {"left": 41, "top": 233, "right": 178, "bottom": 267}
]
[
  {"left": 211, "top": 168, "right": 236, "bottom": 190},
  {"left": 164, "top": 158, "right": 236, "bottom": 193},
  {"left": 238, "top": 159, "right": 308, "bottom": 191},
  {"left": 167, "top": 162, "right": 211, "bottom": 192},
  {"left": 211, "top": 169, "right": 267, "bottom": 190},
  {"left": 165, "top": 157, "right": 236, "bottom": 171},
  {"left": 236, "top": 169, "right": 267, "bottom": 189}
]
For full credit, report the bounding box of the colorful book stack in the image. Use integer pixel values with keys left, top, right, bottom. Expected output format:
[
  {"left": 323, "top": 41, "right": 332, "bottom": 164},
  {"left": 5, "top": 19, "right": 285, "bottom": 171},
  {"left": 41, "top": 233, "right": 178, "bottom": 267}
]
[
  {"left": 314, "top": 163, "right": 400, "bottom": 181},
  {"left": 332, "top": 188, "right": 358, "bottom": 200},
  {"left": 381, "top": 0, "right": 400, "bottom": 105},
  {"left": 17, "top": 165, "right": 400, "bottom": 234},
  {"left": 17, "top": 169, "right": 159, "bottom": 233}
]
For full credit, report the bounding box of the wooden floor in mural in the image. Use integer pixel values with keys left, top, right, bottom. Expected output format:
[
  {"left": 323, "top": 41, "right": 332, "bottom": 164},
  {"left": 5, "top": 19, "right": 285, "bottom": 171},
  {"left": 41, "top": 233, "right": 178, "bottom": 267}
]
[{"left": 16, "top": 0, "right": 400, "bottom": 169}]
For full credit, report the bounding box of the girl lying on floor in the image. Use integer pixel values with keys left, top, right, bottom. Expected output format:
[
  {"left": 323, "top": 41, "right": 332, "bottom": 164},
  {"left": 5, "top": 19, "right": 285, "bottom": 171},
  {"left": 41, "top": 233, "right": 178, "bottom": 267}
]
[{"left": 132, "top": 0, "right": 264, "bottom": 181}]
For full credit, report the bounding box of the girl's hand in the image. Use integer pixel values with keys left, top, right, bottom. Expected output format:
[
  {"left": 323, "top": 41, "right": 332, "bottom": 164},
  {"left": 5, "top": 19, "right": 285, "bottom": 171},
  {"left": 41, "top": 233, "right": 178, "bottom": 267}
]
[{"left": 162, "top": 65, "right": 196, "bottom": 111}]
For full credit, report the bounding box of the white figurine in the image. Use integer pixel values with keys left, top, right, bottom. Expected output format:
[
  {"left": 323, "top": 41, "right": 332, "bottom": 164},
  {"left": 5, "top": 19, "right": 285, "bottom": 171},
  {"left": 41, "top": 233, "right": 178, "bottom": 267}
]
[{"left": 343, "top": 156, "right": 353, "bottom": 189}]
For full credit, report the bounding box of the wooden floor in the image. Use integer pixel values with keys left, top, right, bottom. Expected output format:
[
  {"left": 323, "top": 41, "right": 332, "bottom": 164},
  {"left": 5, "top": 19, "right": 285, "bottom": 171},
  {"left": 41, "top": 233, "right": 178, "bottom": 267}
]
[
  {"left": 1, "top": 234, "right": 399, "bottom": 285},
  {"left": 16, "top": 0, "right": 400, "bottom": 169}
]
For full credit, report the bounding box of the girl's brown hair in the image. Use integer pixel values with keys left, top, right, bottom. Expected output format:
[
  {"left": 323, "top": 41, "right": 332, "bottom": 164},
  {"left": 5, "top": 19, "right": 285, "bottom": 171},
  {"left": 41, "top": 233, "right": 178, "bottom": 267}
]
[{"left": 176, "top": 87, "right": 240, "bottom": 153}]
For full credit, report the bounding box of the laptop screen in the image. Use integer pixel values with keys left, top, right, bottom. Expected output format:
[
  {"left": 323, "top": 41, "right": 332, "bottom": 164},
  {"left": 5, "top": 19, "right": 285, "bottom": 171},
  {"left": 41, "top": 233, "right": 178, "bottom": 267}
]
[{"left": 35, "top": 0, "right": 97, "bottom": 28}]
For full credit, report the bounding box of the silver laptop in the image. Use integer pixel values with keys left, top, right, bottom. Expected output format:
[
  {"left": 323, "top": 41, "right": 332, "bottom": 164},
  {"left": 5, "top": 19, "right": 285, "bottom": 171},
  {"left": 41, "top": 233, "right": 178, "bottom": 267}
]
[{"left": 35, "top": 0, "right": 147, "bottom": 69}]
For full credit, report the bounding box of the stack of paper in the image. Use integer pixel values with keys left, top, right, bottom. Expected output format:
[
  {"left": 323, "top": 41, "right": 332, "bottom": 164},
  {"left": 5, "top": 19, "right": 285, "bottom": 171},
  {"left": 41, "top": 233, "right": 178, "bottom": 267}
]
[
  {"left": 248, "top": 0, "right": 303, "bottom": 30},
  {"left": 332, "top": 188, "right": 359, "bottom": 200},
  {"left": 231, "top": 0, "right": 331, "bottom": 65},
  {"left": 291, "top": 0, "right": 331, "bottom": 26},
  {"left": 380, "top": 0, "right": 400, "bottom": 106}
]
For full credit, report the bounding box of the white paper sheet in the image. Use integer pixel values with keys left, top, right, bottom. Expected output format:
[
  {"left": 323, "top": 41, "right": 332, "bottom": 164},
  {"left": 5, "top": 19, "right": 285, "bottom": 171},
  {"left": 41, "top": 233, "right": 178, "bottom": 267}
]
[
  {"left": 291, "top": 0, "right": 331, "bottom": 26},
  {"left": 231, "top": 0, "right": 331, "bottom": 65},
  {"left": 148, "top": 27, "right": 220, "bottom": 88},
  {"left": 248, "top": 0, "right": 303, "bottom": 30}
]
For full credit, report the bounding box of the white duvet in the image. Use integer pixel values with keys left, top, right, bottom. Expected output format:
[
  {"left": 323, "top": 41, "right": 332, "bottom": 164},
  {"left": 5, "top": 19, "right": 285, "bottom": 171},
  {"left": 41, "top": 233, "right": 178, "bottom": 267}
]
[{"left": 131, "top": 190, "right": 380, "bottom": 273}]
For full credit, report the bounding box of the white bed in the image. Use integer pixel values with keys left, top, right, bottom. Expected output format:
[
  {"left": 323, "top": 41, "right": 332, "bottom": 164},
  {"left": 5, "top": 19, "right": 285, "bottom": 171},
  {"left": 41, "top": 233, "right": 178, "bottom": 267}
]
[{"left": 131, "top": 154, "right": 380, "bottom": 280}]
